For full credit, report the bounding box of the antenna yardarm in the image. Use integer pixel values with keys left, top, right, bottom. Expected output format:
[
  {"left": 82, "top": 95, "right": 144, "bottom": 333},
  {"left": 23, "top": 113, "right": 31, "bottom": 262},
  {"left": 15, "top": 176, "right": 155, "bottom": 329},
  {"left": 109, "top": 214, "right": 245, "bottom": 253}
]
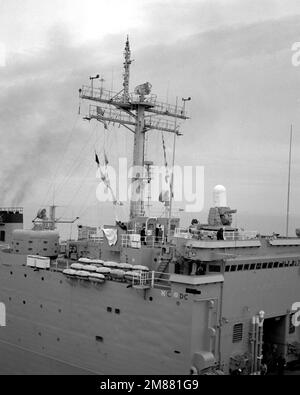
[{"left": 79, "top": 38, "right": 190, "bottom": 219}]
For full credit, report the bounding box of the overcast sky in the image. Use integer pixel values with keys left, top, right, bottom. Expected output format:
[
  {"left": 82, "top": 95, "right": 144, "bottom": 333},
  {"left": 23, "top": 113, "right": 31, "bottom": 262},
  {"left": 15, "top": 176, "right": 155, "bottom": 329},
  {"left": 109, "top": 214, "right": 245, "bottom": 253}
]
[{"left": 1, "top": 0, "right": 300, "bottom": 235}]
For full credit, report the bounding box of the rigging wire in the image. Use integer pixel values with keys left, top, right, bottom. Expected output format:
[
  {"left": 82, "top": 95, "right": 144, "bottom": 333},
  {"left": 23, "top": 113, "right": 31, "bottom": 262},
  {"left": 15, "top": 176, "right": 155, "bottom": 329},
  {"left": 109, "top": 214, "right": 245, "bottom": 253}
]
[
  {"left": 53, "top": 124, "right": 97, "bottom": 199},
  {"left": 73, "top": 123, "right": 112, "bottom": 223},
  {"left": 161, "top": 132, "right": 170, "bottom": 184},
  {"left": 97, "top": 122, "right": 130, "bottom": 223},
  {"left": 76, "top": 179, "right": 97, "bottom": 219},
  {"left": 41, "top": 114, "right": 80, "bottom": 207},
  {"left": 60, "top": 135, "right": 97, "bottom": 219}
]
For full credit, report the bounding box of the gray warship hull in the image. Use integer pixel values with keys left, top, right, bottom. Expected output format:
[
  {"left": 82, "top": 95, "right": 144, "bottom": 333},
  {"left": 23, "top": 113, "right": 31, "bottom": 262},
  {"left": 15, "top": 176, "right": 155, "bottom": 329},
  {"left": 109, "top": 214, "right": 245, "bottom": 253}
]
[{"left": 0, "top": 238, "right": 299, "bottom": 375}]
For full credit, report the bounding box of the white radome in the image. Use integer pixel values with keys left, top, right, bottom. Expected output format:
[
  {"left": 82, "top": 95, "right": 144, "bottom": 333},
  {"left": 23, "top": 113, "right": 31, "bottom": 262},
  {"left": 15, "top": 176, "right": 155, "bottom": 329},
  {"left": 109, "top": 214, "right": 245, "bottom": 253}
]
[{"left": 213, "top": 185, "right": 227, "bottom": 207}]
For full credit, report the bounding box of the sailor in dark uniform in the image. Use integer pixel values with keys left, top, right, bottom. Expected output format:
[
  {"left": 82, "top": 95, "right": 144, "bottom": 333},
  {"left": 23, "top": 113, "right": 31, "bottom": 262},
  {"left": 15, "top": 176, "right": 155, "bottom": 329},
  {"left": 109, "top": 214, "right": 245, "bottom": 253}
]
[{"left": 217, "top": 227, "right": 224, "bottom": 240}]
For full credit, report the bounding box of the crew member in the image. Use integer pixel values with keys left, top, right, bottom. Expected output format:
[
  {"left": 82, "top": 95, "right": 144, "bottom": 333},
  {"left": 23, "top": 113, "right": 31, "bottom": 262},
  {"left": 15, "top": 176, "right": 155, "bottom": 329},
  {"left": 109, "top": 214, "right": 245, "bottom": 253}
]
[
  {"left": 217, "top": 227, "right": 224, "bottom": 240},
  {"left": 141, "top": 225, "right": 146, "bottom": 245}
]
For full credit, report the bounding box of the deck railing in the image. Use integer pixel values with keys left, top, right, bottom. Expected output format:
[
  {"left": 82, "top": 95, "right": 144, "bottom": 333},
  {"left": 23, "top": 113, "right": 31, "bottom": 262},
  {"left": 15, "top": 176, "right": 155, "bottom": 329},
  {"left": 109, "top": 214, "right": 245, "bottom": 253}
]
[
  {"left": 174, "top": 228, "right": 258, "bottom": 241},
  {"left": 131, "top": 271, "right": 170, "bottom": 289},
  {"left": 224, "top": 231, "right": 258, "bottom": 241},
  {"left": 121, "top": 234, "right": 166, "bottom": 249},
  {"left": 88, "top": 236, "right": 104, "bottom": 244},
  {"left": 0, "top": 207, "right": 23, "bottom": 213}
]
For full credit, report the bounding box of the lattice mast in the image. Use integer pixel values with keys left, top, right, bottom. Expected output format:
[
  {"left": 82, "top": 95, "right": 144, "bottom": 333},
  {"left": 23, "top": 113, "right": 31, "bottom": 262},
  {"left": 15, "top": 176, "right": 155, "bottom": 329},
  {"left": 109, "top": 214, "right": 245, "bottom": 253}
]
[
  {"left": 79, "top": 38, "right": 189, "bottom": 219},
  {"left": 123, "top": 36, "right": 131, "bottom": 103}
]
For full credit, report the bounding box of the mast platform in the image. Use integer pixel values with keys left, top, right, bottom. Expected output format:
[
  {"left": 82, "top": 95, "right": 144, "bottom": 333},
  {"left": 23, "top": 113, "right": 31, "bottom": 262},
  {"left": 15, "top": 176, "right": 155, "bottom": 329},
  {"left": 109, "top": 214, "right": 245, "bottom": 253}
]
[{"left": 80, "top": 85, "right": 189, "bottom": 120}]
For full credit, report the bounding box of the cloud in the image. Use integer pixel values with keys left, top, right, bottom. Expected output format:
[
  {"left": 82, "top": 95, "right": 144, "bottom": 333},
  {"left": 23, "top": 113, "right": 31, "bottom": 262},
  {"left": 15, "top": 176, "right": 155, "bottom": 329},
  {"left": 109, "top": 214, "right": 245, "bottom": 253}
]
[
  {"left": 0, "top": 27, "right": 135, "bottom": 208},
  {"left": 0, "top": 26, "right": 93, "bottom": 205},
  {"left": 0, "top": 42, "right": 6, "bottom": 67},
  {"left": 1, "top": 10, "right": 300, "bottom": 233}
]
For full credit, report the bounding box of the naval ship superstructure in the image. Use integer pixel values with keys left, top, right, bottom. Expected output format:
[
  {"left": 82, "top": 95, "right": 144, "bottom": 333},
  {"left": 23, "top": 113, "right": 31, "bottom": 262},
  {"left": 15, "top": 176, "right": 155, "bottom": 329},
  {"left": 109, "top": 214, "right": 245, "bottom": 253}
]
[{"left": 0, "top": 39, "right": 299, "bottom": 375}]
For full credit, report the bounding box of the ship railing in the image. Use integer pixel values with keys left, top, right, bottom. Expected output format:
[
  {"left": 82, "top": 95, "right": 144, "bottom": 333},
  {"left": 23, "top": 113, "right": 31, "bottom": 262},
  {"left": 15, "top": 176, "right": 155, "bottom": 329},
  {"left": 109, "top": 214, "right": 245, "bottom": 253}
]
[
  {"left": 81, "top": 86, "right": 158, "bottom": 109},
  {"left": 89, "top": 104, "right": 136, "bottom": 124},
  {"left": 88, "top": 236, "right": 104, "bottom": 244},
  {"left": 223, "top": 231, "right": 258, "bottom": 241},
  {"left": 121, "top": 234, "right": 166, "bottom": 249},
  {"left": 130, "top": 93, "right": 158, "bottom": 106},
  {"left": 89, "top": 104, "right": 179, "bottom": 133},
  {"left": 152, "top": 99, "right": 188, "bottom": 118},
  {"left": 174, "top": 228, "right": 258, "bottom": 241},
  {"left": 0, "top": 207, "right": 23, "bottom": 213},
  {"left": 147, "top": 116, "right": 178, "bottom": 133},
  {"left": 174, "top": 228, "right": 193, "bottom": 239},
  {"left": 81, "top": 85, "right": 124, "bottom": 103},
  {"left": 80, "top": 86, "right": 188, "bottom": 118},
  {"left": 131, "top": 270, "right": 170, "bottom": 289}
]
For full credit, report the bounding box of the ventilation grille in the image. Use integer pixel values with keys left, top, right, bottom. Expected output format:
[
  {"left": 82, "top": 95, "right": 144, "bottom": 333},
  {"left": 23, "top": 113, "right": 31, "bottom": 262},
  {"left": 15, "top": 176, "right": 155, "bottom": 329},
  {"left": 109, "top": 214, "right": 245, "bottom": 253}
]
[{"left": 232, "top": 323, "right": 243, "bottom": 343}]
